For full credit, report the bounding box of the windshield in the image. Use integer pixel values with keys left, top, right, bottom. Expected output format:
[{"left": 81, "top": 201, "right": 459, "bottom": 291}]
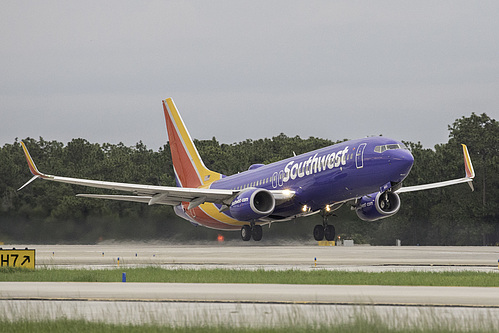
[{"left": 374, "top": 143, "right": 407, "bottom": 153}]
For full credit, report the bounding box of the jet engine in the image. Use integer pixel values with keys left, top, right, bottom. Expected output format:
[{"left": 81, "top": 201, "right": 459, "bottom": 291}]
[
  {"left": 355, "top": 190, "right": 401, "bottom": 222},
  {"left": 230, "top": 188, "right": 275, "bottom": 221}
]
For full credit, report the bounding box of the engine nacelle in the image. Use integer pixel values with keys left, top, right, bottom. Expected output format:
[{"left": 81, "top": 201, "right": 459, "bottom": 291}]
[
  {"left": 230, "top": 188, "right": 275, "bottom": 221},
  {"left": 356, "top": 191, "right": 401, "bottom": 222}
]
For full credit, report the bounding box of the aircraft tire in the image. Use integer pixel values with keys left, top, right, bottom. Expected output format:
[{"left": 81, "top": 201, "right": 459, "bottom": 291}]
[
  {"left": 241, "top": 225, "right": 252, "bottom": 241},
  {"left": 324, "top": 225, "right": 335, "bottom": 241},
  {"left": 252, "top": 225, "right": 263, "bottom": 241},
  {"left": 313, "top": 225, "right": 324, "bottom": 241}
]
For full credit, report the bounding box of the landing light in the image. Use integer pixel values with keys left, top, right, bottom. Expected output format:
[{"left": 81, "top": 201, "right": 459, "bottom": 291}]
[
  {"left": 325, "top": 205, "right": 331, "bottom": 212},
  {"left": 282, "top": 189, "right": 292, "bottom": 197},
  {"left": 302, "top": 205, "right": 308, "bottom": 212}
]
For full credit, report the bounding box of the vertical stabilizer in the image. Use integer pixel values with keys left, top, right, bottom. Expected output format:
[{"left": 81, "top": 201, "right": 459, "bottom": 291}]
[{"left": 162, "top": 98, "right": 222, "bottom": 188}]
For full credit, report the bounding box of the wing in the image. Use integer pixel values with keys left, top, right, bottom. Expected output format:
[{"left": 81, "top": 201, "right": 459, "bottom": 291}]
[
  {"left": 396, "top": 144, "right": 475, "bottom": 194},
  {"left": 18, "top": 142, "right": 294, "bottom": 209}
]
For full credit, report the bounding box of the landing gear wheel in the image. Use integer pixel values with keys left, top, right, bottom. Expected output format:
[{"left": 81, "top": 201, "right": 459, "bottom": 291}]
[
  {"left": 324, "top": 225, "right": 336, "bottom": 241},
  {"left": 241, "top": 225, "right": 251, "bottom": 241},
  {"left": 313, "top": 224, "right": 325, "bottom": 241},
  {"left": 252, "top": 225, "right": 263, "bottom": 241}
]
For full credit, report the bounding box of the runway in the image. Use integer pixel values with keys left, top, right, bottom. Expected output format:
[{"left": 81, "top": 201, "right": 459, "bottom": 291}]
[
  {"left": 1, "top": 244, "right": 499, "bottom": 328},
  {"left": 23, "top": 244, "right": 499, "bottom": 271}
]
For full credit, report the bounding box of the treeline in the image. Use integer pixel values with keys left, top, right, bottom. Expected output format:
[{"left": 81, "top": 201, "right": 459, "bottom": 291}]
[{"left": 0, "top": 113, "right": 498, "bottom": 245}]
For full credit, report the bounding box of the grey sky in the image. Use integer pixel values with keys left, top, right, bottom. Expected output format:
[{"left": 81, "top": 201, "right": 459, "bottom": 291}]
[{"left": 2, "top": 1, "right": 498, "bottom": 150}]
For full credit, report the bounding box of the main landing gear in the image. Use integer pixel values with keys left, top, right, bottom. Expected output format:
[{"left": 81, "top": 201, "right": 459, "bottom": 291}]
[
  {"left": 241, "top": 224, "right": 263, "bottom": 241},
  {"left": 313, "top": 209, "right": 336, "bottom": 241}
]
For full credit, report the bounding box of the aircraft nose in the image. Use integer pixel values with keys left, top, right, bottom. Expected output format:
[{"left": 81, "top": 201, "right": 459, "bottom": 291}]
[{"left": 389, "top": 148, "right": 414, "bottom": 182}]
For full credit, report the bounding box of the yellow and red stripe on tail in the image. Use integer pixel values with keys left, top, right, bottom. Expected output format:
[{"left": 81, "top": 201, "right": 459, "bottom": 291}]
[{"left": 162, "top": 98, "right": 223, "bottom": 188}]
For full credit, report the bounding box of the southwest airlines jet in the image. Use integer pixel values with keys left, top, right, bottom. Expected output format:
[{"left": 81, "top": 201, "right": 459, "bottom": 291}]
[{"left": 19, "top": 98, "right": 475, "bottom": 241}]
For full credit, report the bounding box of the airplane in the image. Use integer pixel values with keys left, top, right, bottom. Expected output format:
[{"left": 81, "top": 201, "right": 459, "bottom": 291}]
[{"left": 19, "top": 98, "right": 475, "bottom": 241}]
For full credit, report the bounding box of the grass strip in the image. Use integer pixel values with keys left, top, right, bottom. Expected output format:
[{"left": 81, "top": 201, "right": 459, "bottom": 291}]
[
  {"left": 0, "top": 267, "right": 498, "bottom": 286},
  {"left": 0, "top": 318, "right": 497, "bottom": 333}
]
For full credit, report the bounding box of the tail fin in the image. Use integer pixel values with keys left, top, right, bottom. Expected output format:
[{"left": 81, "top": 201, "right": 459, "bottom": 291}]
[{"left": 162, "top": 98, "right": 222, "bottom": 188}]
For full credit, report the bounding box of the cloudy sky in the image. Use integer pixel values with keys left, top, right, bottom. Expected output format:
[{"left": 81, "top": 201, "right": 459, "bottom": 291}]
[{"left": 2, "top": 1, "right": 498, "bottom": 150}]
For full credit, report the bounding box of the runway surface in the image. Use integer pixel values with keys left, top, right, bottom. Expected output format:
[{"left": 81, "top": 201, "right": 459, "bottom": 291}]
[
  {"left": 1, "top": 244, "right": 499, "bottom": 328},
  {"left": 17, "top": 243, "right": 499, "bottom": 271}
]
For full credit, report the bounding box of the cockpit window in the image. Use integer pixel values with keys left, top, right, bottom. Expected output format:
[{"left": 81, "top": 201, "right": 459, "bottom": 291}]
[{"left": 374, "top": 143, "right": 407, "bottom": 153}]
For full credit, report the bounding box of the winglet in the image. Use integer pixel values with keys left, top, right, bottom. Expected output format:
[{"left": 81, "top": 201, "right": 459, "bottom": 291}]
[
  {"left": 20, "top": 141, "right": 45, "bottom": 177},
  {"left": 18, "top": 141, "right": 50, "bottom": 191},
  {"left": 462, "top": 144, "right": 475, "bottom": 191},
  {"left": 462, "top": 144, "right": 475, "bottom": 179}
]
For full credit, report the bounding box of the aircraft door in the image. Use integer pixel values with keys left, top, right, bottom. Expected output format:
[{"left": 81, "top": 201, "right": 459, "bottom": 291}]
[
  {"left": 272, "top": 172, "right": 278, "bottom": 188},
  {"left": 356, "top": 143, "right": 367, "bottom": 169},
  {"left": 278, "top": 170, "right": 284, "bottom": 187}
]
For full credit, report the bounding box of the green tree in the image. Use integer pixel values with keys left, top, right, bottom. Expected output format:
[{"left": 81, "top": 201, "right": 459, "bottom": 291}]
[
  {"left": 446, "top": 113, "right": 499, "bottom": 244},
  {"left": 1, "top": 113, "right": 498, "bottom": 244}
]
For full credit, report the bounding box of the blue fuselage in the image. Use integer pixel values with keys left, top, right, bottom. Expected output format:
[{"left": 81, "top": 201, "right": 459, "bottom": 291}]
[{"left": 210, "top": 136, "right": 414, "bottom": 219}]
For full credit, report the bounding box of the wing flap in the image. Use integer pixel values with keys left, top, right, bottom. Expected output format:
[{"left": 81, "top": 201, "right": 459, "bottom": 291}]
[
  {"left": 76, "top": 194, "right": 182, "bottom": 205},
  {"left": 77, "top": 194, "right": 153, "bottom": 204}
]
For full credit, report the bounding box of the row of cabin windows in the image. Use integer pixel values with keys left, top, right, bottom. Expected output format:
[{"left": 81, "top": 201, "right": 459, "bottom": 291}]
[{"left": 232, "top": 177, "right": 273, "bottom": 190}]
